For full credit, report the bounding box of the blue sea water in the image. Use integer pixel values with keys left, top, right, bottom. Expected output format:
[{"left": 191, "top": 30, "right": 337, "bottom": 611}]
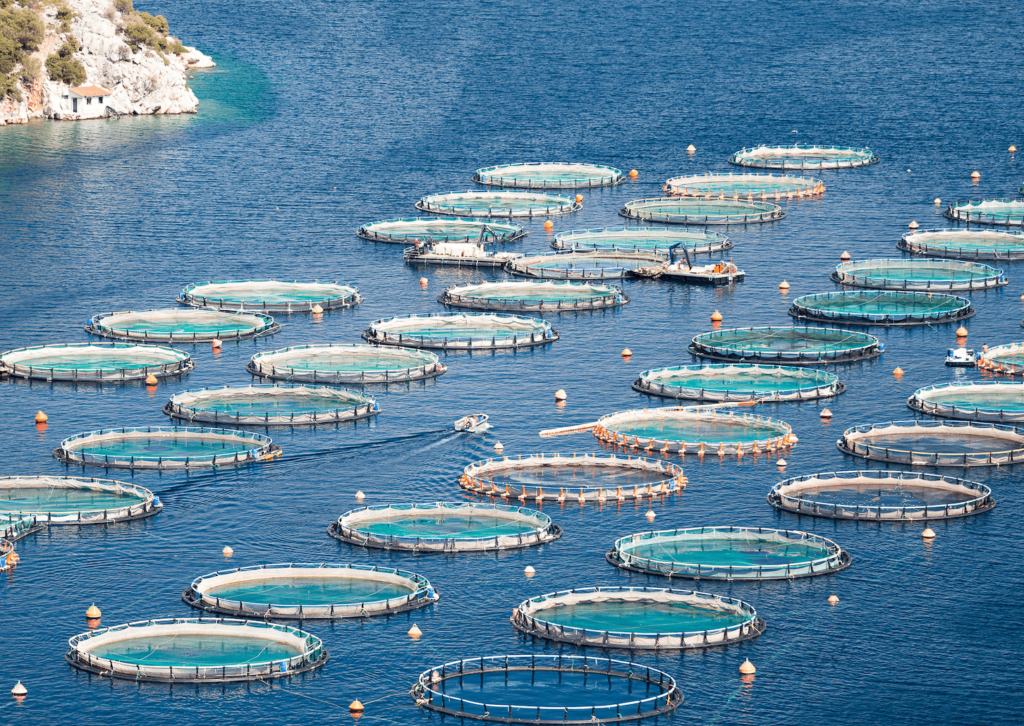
[{"left": 1, "top": 0, "right": 1023, "bottom": 724}]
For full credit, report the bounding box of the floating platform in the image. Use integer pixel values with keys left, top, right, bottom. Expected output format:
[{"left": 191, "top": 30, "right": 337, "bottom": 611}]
[
  {"left": 832, "top": 258, "right": 1006, "bottom": 291},
  {"left": 664, "top": 172, "right": 824, "bottom": 199},
  {"left": 0, "top": 476, "right": 160, "bottom": 525},
  {"left": 508, "top": 250, "right": 666, "bottom": 280},
  {"left": 908, "top": 381, "right": 1024, "bottom": 422},
  {"left": 416, "top": 191, "right": 581, "bottom": 218},
  {"left": 473, "top": 162, "right": 624, "bottom": 189},
  {"left": 329, "top": 502, "right": 561, "bottom": 552},
  {"left": 837, "top": 420, "right": 1024, "bottom": 467},
  {"left": 594, "top": 407, "right": 794, "bottom": 455},
  {"left": 362, "top": 313, "right": 557, "bottom": 350},
  {"left": 728, "top": 144, "right": 879, "bottom": 170},
  {"left": 551, "top": 226, "right": 731, "bottom": 255},
  {"left": 689, "top": 326, "right": 883, "bottom": 365},
  {"left": 619, "top": 197, "right": 785, "bottom": 225},
  {"left": 164, "top": 384, "right": 378, "bottom": 426},
  {"left": 180, "top": 279, "right": 361, "bottom": 313},
  {"left": 65, "top": 618, "right": 327, "bottom": 683},
  {"left": 86, "top": 309, "right": 278, "bottom": 342},
  {"left": 633, "top": 364, "right": 843, "bottom": 402},
  {"left": 789, "top": 291, "right": 974, "bottom": 326},
  {"left": 248, "top": 344, "right": 446, "bottom": 384},
  {"left": 183, "top": 563, "right": 438, "bottom": 619},
  {"left": 439, "top": 281, "right": 626, "bottom": 313},
  {"left": 769, "top": 470, "right": 994, "bottom": 521},
  {"left": 0, "top": 342, "right": 193, "bottom": 382},
  {"left": 944, "top": 199, "right": 1024, "bottom": 227},
  {"left": 404, "top": 241, "right": 522, "bottom": 268},
  {"left": 357, "top": 217, "right": 525, "bottom": 244},
  {"left": 898, "top": 228, "right": 1024, "bottom": 260}
]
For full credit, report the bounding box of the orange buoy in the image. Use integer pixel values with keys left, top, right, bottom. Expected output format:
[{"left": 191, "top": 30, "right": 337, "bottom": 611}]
[
  {"left": 893, "top": 367, "right": 904, "bottom": 377},
  {"left": 34, "top": 411, "right": 47, "bottom": 423},
  {"left": 575, "top": 194, "right": 583, "bottom": 204},
  {"left": 145, "top": 374, "right": 158, "bottom": 385},
  {"left": 86, "top": 604, "right": 101, "bottom": 619},
  {"left": 419, "top": 277, "right": 428, "bottom": 286},
  {"left": 408, "top": 624, "right": 422, "bottom": 637},
  {"left": 711, "top": 310, "right": 723, "bottom": 322},
  {"left": 840, "top": 251, "right": 851, "bottom": 261},
  {"left": 820, "top": 408, "right": 833, "bottom": 419},
  {"left": 739, "top": 659, "right": 756, "bottom": 675},
  {"left": 211, "top": 338, "right": 223, "bottom": 349},
  {"left": 908, "top": 221, "right": 919, "bottom": 230},
  {"left": 828, "top": 595, "right": 840, "bottom": 605},
  {"left": 629, "top": 169, "right": 638, "bottom": 179},
  {"left": 956, "top": 326, "right": 968, "bottom": 337},
  {"left": 922, "top": 527, "right": 936, "bottom": 539},
  {"left": 686, "top": 144, "right": 696, "bottom": 153},
  {"left": 1011, "top": 146, "right": 1018, "bottom": 153},
  {"left": 554, "top": 389, "right": 567, "bottom": 401},
  {"left": 779, "top": 280, "right": 790, "bottom": 290},
  {"left": 971, "top": 171, "right": 980, "bottom": 179},
  {"left": 544, "top": 220, "right": 554, "bottom": 231},
  {"left": 349, "top": 700, "right": 364, "bottom": 713},
  {"left": 622, "top": 348, "right": 632, "bottom": 357}
]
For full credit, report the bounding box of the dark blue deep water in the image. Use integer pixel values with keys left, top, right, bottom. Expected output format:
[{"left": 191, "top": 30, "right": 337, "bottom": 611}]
[{"left": 2, "top": 1, "right": 1023, "bottom": 723}]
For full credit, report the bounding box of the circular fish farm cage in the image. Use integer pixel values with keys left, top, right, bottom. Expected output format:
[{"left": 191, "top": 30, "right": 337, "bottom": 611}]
[
  {"left": 65, "top": 618, "right": 327, "bottom": 683},
  {"left": 633, "top": 364, "right": 843, "bottom": 402},
  {"left": 619, "top": 197, "right": 784, "bottom": 225},
  {"left": 183, "top": 563, "right": 438, "bottom": 619},
  {"left": 362, "top": 313, "right": 557, "bottom": 350},
  {"left": 410, "top": 655, "right": 682, "bottom": 724},
  {"left": 164, "top": 384, "right": 378, "bottom": 426},
  {"left": 55, "top": 426, "right": 278, "bottom": 470},
  {"left": 248, "top": 344, "right": 445, "bottom": 384},
  {"left": 977, "top": 342, "right": 1024, "bottom": 375},
  {"left": 832, "top": 258, "right": 1006, "bottom": 291},
  {"left": 944, "top": 199, "right": 1024, "bottom": 227},
  {"left": 416, "top": 191, "right": 581, "bottom": 218},
  {"left": 908, "top": 382, "right": 1024, "bottom": 423},
  {"left": 357, "top": 217, "right": 526, "bottom": 245},
  {"left": 594, "top": 407, "right": 793, "bottom": 455},
  {"left": 551, "top": 227, "right": 731, "bottom": 255},
  {"left": 459, "top": 453, "right": 685, "bottom": 503},
  {"left": 898, "top": 228, "right": 1024, "bottom": 260},
  {"left": 0, "top": 476, "right": 160, "bottom": 525},
  {"left": 86, "top": 309, "right": 278, "bottom": 342},
  {"left": 511, "top": 586, "right": 763, "bottom": 650},
  {"left": 473, "top": 162, "right": 624, "bottom": 189},
  {"left": 0, "top": 343, "right": 193, "bottom": 383},
  {"left": 728, "top": 145, "right": 879, "bottom": 170},
  {"left": 607, "top": 526, "right": 850, "bottom": 581},
  {"left": 837, "top": 420, "right": 1024, "bottom": 467},
  {"left": 769, "top": 470, "right": 994, "bottom": 521},
  {"left": 788, "top": 291, "right": 974, "bottom": 327},
  {"left": 689, "top": 326, "right": 882, "bottom": 365},
  {"left": 329, "top": 502, "right": 561, "bottom": 552},
  {"left": 664, "top": 173, "right": 824, "bottom": 199},
  {"left": 439, "top": 281, "right": 627, "bottom": 314},
  {"left": 180, "top": 279, "right": 361, "bottom": 313},
  {"left": 507, "top": 251, "right": 666, "bottom": 280}
]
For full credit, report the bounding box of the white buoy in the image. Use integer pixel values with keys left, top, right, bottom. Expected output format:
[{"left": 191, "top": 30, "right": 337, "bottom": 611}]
[
  {"left": 11, "top": 681, "right": 26, "bottom": 696},
  {"left": 828, "top": 595, "right": 840, "bottom": 605},
  {"left": 222, "top": 546, "right": 233, "bottom": 557},
  {"left": 922, "top": 527, "right": 936, "bottom": 539},
  {"left": 554, "top": 389, "right": 567, "bottom": 401},
  {"left": 820, "top": 408, "right": 833, "bottom": 419},
  {"left": 934, "top": 198, "right": 942, "bottom": 205},
  {"left": 408, "top": 624, "right": 422, "bottom": 637},
  {"left": 355, "top": 491, "right": 365, "bottom": 500},
  {"left": 524, "top": 566, "right": 535, "bottom": 576},
  {"left": 645, "top": 510, "right": 656, "bottom": 520},
  {"left": 686, "top": 144, "right": 696, "bottom": 153},
  {"left": 908, "top": 221, "right": 919, "bottom": 230},
  {"left": 494, "top": 442, "right": 504, "bottom": 452},
  {"left": 311, "top": 304, "right": 324, "bottom": 314},
  {"left": 776, "top": 458, "right": 787, "bottom": 468}
]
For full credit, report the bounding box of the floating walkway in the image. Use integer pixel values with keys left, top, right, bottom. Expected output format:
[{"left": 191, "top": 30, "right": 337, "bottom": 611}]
[
  {"left": 0, "top": 342, "right": 193, "bottom": 382},
  {"left": 361, "top": 313, "right": 557, "bottom": 350},
  {"left": 508, "top": 250, "right": 666, "bottom": 280},
  {"left": 689, "top": 326, "right": 883, "bottom": 365},
  {"left": 594, "top": 407, "right": 794, "bottom": 455},
  {"left": 728, "top": 145, "right": 878, "bottom": 170},
  {"left": 788, "top": 291, "right": 974, "bottom": 326},
  {"left": 248, "top": 344, "right": 446, "bottom": 384},
  {"left": 0, "top": 476, "right": 160, "bottom": 524},
  {"left": 86, "top": 309, "right": 277, "bottom": 342},
  {"left": 838, "top": 420, "right": 1024, "bottom": 467},
  {"left": 164, "top": 384, "right": 378, "bottom": 426},
  {"left": 619, "top": 197, "right": 784, "bottom": 225},
  {"left": 908, "top": 381, "right": 1024, "bottom": 422},
  {"left": 180, "top": 279, "right": 361, "bottom": 313},
  {"left": 898, "top": 228, "right": 1024, "bottom": 260},
  {"left": 944, "top": 199, "right": 1024, "bottom": 227},
  {"left": 633, "top": 364, "right": 843, "bottom": 402},
  {"left": 832, "top": 259, "right": 1006, "bottom": 291},
  {"left": 473, "top": 162, "right": 624, "bottom": 189},
  {"left": 552, "top": 226, "right": 731, "bottom": 255},
  {"left": 439, "top": 281, "right": 626, "bottom": 313},
  {"left": 358, "top": 217, "right": 525, "bottom": 244},
  {"left": 664, "top": 172, "right": 824, "bottom": 199},
  {"left": 416, "top": 191, "right": 581, "bottom": 218},
  {"left": 977, "top": 342, "right": 1024, "bottom": 375}
]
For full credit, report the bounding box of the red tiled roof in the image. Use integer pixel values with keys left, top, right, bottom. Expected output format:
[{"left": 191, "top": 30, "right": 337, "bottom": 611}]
[{"left": 69, "top": 85, "right": 111, "bottom": 97}]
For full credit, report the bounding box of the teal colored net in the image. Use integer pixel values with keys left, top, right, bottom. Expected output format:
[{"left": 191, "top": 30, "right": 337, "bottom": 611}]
[
  {"left": 171, "top": 385, "right": 371, "bottom": 415},
  {"left": 620, "top": 197, "right": 783, "bottom": 224},
  {"left": 446, "top": 281, "right": 617, "bottom": 303},
  {"left": 901, "top": 229, "right": 1024, "bottom": 258},
  {"left": 482, "top": 463, "right": 671, "bottom": 489},
  {"left": 474, "top": 162, "right": 622, "bottom": 188},
  {"left": 692, "top": 327, "right": 879, "bottom": 356},
  {"left": 181, "top": 280, "right": 358, "bottom": 306},
  {"left": 417, "top": 191, "right": 576, "bottom": 215},
  {"left": 535, "top": 598, "right": 749, "bottom": 633},
  {"left": 837, "top": 259, "right": 1000, "bottom": 283},
  {"left": 984, "top": 343, "right": 1024, "bottom": 367},
  {"left": 914, "top": 383, "right": 1024, "bottom": 412},
  {"left": 0, "top": 343, "right": 188, "bottom": 371},
  {"left": 791, "top": 291, "right": 971, "bottom": 323},
  {"left": 90, "top": 309, "right": 271, "bottom": 337},
  {"left": 620, "top": 531, "right": 833, "bottom": 568},
  {"left": 0, "top": 477, "right": 146, "bottom": 515},
  {"left": 357, "top": 217, "right": 523, "bottom": 243},
  {"left": 552, "top": 226, "right": 729, "bottom": 253},
  {"left": 69, "top": 435, "right": 253, "bottom": 458},
  {"left": 603, "top": 411, "right": 786, "bottom": 443},
  {"left": 945, "top": 199, "right": 1024, "bottom": 226},
  {"left": 665, "top": 173, "right": 823, "bottom": 196},
  {"left": 88, "top": 633, "right": 302, "bottom": 667},
  {"left": 848, "top": 430, "right": 1015, "bottom": 454},
  {"left": 510, "top": 251, "right": 664, "bottom": 279},
  {"left": 438, "top": 670, "right": 658, "bottom": 708},
  {"left": 639, "top": 364, "right": 838, "bottom": 395},
  {"left": 252, "top": 345, "right": 437, "bottom": 372},
  {"left": 357, "top": 512, "right": 540, "bottom": 538},
  {"left": 205, "top": 576, "right": 414, "bottom": 606}
]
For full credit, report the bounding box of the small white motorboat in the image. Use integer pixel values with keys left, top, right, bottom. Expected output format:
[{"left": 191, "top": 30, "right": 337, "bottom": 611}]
[
  {"left": 455, "top": 414, "right": 490, "bottom": 432},
  {"left": 945, "top": 347, "right": 977, "bottom": 367}
]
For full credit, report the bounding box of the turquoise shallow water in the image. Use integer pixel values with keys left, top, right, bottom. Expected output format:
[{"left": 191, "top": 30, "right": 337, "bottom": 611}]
[
  {"left": 205, "top": 575, "right": 414, "bottom": 604},
  {"left": 534, "top": 599, "right": 749, "bottom": 633},
  {"left": 88, "top": 634, "right": 301, "bottom": 667},
  {"left": 861, "top": 265, "right": 994, "bottom": 282},
  {"left": 921, "top": 389, "right": 1024, "bottom": 411}
]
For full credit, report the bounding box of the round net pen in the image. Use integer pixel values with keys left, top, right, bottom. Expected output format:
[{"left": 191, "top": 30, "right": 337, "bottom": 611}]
[
  {"left": 837, "top": 420, "right": 1024, "bottom": 467},
  {"left": 909, "top": 381, "right": 1024, "bottom": 423},
  {"left": 633, "top": 364, "right": 843, "bottom": 402},
  {"left": 507, "top": 251, "right": 666, "bottom": 280},
  {"left": 0, "top": 476, "right": 160, "bottom": 525},
  {"left": 2, "top": 513, "right": 41, "bottom": 542},
  {"left": 898, "top": 228, "right": 1024, "bottom": 261},
  {"left": 607, "top": 526, "right": 851, "bottom": 581},
  {"left": 664, "top": 173, "right": 824, "bottom": 200},
  {"left": 183, "top": 563, "right": 438, "bottom": 619},
  {"left": 410, "top": 654, "right": 682, "bottom": 724},
  {"left": 165, "top": 384, "right": 378, "bottom": 426},
  {"left": 55, "top": 426, "right": 278, "bottom": 470},
  {"left": 769, "top": 470, "right": 994, "bottom": 521},
  {"left": 511, "top": 586, "right": 763, "bottom": 650},
  {"left": 248, "top": 344, "right": 446, "bottom": 384},
  {"left": 362, "top": 313, "right": 557, "bottom": 350},
  {"left": 944, "top": 199, "right": 1024, "bottom": 227},
  {"left": 789, "top": 291, "right": 974, "bottom": 327},
  {"left": 329, "top": 502, "right": 561, "bottom": 552},
  {"left": 416, "top": 191, "right": 581, "bottom": 218},
  {"left": 357, "top": 217, "right": 526, "bottom": 245},
  {"left": 180, "top": 279, "right": 361, "bottom": 313},
  {"left": 594, "top": 407, "right": 794, "bottom": 456},
  {"left": 86, "top": 309, "right": 278, "bottom": 342},
  {"left": 439, "top": 281, "right": 627, "bottom": 314},
  {"left": 65, "top": 618, "right": 327, "bottom": 683},
  {"left": 832, "top": 258, "right": 1006, "bottom": 291},
  {"left": 552, "top": 227, "right": 731, "bottom": 255},
  {"left": 459, "top": 453, "right": 685, "bottom": 504},
  {"left": 689, "top": 326, "right": 882, "bottom": 365},
  {"left": 977, "top": 342, "right": 1024, "bottom": 375},
  {"left": 619, "top": 197, "right": 785, "bottom": 225},
  {"left": 0, "top": 342, "right": 193, "bottom": 383},
  {"left": 728, "top": 145, "right": 878, "bottom": 170},
  {"left": 473, "top": 162, "right": 624, "bottom": 189}
]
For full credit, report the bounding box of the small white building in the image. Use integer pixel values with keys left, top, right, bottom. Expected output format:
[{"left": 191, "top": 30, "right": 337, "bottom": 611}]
[{"left": 66, "top": 85, "right": 113, "bottom": 119}]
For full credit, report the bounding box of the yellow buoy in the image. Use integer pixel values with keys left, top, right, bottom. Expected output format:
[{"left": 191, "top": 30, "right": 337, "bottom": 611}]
[
  {"left": 524, "top": 565, "right": 535, "bottom": 576},
  {"left": 408, "top": 624, "right": 422, "bottom": 637},
  {"left": 311, "top": 304, "right": 324, "bottom": 314},
  {"left": 840, "top": 251, "right": 851, "bottom": 261},
  {"left": 34, "top": 411, "right": 47, "bottom": 423},
  {"left": 711, "top": 310, "right": 723, "bottom": 322},
  {"left": 621, "top": 348, "right": 632, "bottom": 357},
  {"left": 820, "top": 408, "right": 833, "bottom": 419},
  {"left": 85, "top": 604, "right": 101, "bottom": 619},
  {"left": 956, "top": 326, "right": 968, "bottom": 337},
  {"left": 629, "top": 169, "right": 638, "bottom": 178},
  {"left": 971, "top": 171, "right": 980, "bottom": 179},
  {"left": 145, "top": 374, "right": 158, "bottom": 385},
  {"left": 355, "top": 491, "right": 365, "bottom": 500},
  {"left": 779, "top": 280, "right": 790, "bottom": 290},
  {"left": 922, "top": 527, "right": 936, "bottom": 539},
  {"left": 908, "top": 221, "right": 919, "bottom": 229},
  {"left": 419, "top": 277, "right": 428, "bottom": 286},
  {"left": 739, "top": 659, "right": 756, "bottom": 675},
  {"left": 222, "top": 546, "right": 233, "bottom": 557},
  {"left": 11, "top": 681, "right": 27, "bottom": 696},
  {"left": 544, "top": 220, "right": 554, "bottom": 231},
  {"left": 554, "top": 389, "right": 567, "bottom": 401},
  {"left": 893, "top": 367, "right": 904, "bottom": 377},
  {"left": 349, "top": 700, "right": 364, "bottom": 713},
  {"left": 686, "top": 144, "right": 696, "bottom": 153},
  {"left": 828, "top": 595, "right": 840, "bottom": 605}
]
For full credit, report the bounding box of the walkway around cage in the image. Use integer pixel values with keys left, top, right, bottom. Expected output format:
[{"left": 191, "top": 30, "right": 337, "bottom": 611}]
[
  {"left": 361, "top": 313, "right": 558, "bottom": 351},
  {"left": 0, "top": 475, "right": 161, "bottom": 525},
  {"left": 898, "top": 229, "right": 1024, "bottom": 261},
  {"left": 944, "top": 199, "right": 1024, "bottom": 227},
  {"left": 689, "top": 326, "right": 883, "bottom": 365},
  {"left": 180, "top": 280, "right": 362, "bottom": 313},
  {"left": 551, "top": 227, "right": 732, "bottom": 255},
  {"left": 837, "top": 420, "right": 1024, "bottom": 467},
  {"left": 769, "top": 470, "right": 994, "bottom": 521},
  {"left": 619, "top": 197, "right": 785, "bottom": 225},
  {"left": 416, "top": 191, "right": 582, "bottom": 218},
  {"left": 788, "top": 291, "right": 974, "bottom": 327},
  {"left": 632, "top": 364, "right": 843, "bottom": 402},
  {"left": 85, "top": 309, "right": 279, "bottom": 343},
  {"left": 728, "top": 145, "right": 878, "bottom": 170},
  {"left": 473, "top": 162, "right": 624, "bottom": 189},
  {"left": 248, "top": 344, "right": 446, "bottom": 384},
  {"left": 832, "top": 259, "right": 1007, "bottom": 292},
  {"left": 0, "top": 342, "right": 194, "bottom": 383},
  {"left": 908, "top": 381, "right": 1024, "bottom": 423},
  {"left": 357, "top": 217, "right": 526, "bottom": 245},
  {"left": 507, "top": 250, "right": 667, "bottom": 280},
  {"left": 409, "top": 654, "right": 683, "bottom": 725},
  {"left": 664, "top": 172, "right": 824, "bottom": 200},
  {"left": 439, "top": 281, "right": 627, "bottom": 314},
  {"left": 164, "top": 384, "right": 379, "bottom": 426}
]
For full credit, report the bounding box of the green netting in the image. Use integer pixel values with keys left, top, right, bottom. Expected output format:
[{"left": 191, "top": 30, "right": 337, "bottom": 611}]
[
  {"left": 166, "top": 384, "right": 377, "bottom": 425},
  {"left": 363, "top": 313, "right": 556, "bottom": 350},
  {"left": 945, "top": 199, "right": 1024, "bottom": 227},
  {"left": 508, "top": 251, "right": 665, "bottom": 280},
  {"left": 551, "top": 226, "right": 731, "bottom": 254},
  {"left": 0, "top": 343, "right": 192, "bottom": 381},
  {"left": 57, "top": 426, "right": 274, "bottom": 469},
  {"left": 416, "top": 191, "right": 580, "bottom": 218},
  {"left": 2, "top": 513, "right": 38, "bottom": 541},
  {"left": 619, "top": 197, "right": 784, "bottom": 225},
  {"left": 634, "top": 363, "right": 841, "bottom": 402},
  {"left": 87, "top": 309, "right": 275, "bottom": 341},
  {"left": 899, "top": 228, "right": 1024, "bottom": 260},
  {"left": 839, "top": 420, "right": 1024, "bottom": 466},
  {"left": 248, "top": 344, "right": 444, "bottom": 384},
  {"left": 0, "top": 476, "right": 155, "bottom": 523},
  {"left": 728, "top": 145, "right": 878, "bottom": 169},
  {"left": 440, "top": 281, "right": 626, "bottom": 313},
  {"left": 910, "top": 382, "right": 1024, "bottom": 422},
  {"left": 833, "top": 258, "right": 1006, "bottom": 290},
  {"left": 474, "top": 162, "right": 623, "bottom": 189},
  {"left": 664, "top": 173, "right": 824, "bottom": 197},
  {"left": 789, "top": 291, "right": 973, "bottom": 326},
  {"left": 689, "top": 326, "right": 881, "bottom": 364},
  {"left": 180, "top": 280, "right": 360, "bottom": 312},
  {"left": 357, "top": 217, "right": 525, "bottom": 244}
]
